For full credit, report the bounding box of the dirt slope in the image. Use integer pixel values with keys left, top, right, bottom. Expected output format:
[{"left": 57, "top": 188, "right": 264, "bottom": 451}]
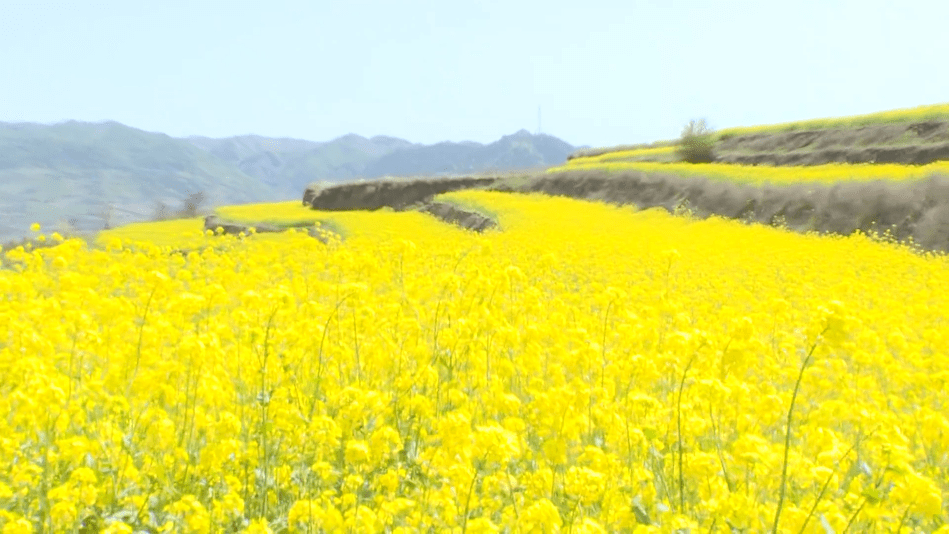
[
  {"left": 570, "top": 120, "right": 949, "bottom": 166},
  {"left": 716, "top": 120, "right": 948, "bottom": 166}
]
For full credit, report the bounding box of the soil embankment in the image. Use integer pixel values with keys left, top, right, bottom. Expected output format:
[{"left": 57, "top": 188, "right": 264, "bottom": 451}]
[
  {"left": 419, "top": 202, "right": 497, "bottom": 232},
  {"left": 501, "top": 170, "right": 949, "bottom": 252},
  {"left": 536, "top": 120, "right": 950, "bottom": 252},
  {"left": 302, "top": 177, "right": 501, "bottom": 233},
  {"left": 715, "top": 120, "right": 948, "bottom": 166},
  {"left": 298, "top": 170, "right": 948, "bottom": 252},
  {"left": 303, "top": 177, "right": 496, "bottom": 211}
]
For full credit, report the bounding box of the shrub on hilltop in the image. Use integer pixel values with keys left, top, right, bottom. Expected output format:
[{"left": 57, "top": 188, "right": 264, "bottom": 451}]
[
  {"left": 151, "top": 191, "right": 209, "bottom": 221},
  {"left": 677, "top": 118, "right": 717, "bottom": 163}
]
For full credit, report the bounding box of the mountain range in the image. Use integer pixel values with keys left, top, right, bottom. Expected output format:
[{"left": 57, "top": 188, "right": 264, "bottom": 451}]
[{"left": 0, "top": 120, "right": 577, "bottom": 244}]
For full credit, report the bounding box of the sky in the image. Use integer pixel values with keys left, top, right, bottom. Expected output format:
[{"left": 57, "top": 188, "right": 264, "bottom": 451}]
[{"left": 2, "top": 0, "right": 948, "bottom": 148}]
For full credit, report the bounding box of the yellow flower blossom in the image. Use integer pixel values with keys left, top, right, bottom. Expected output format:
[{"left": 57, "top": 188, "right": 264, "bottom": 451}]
[
  {"left": 243, "top": 519, "right": 272, "bottom": 534},
  {"left": 1, "top": 519, "right": 33, "bottom": 534},
  {"left": 50, "top": 501, "right": 77, "bottom": 531},
  {"left": 345, "top": 439, "right": 371, "bottom": 466},
  {"left": 466, "top": 517, "right": 500, "bottom": 534},
  {"left": 0, "top": 190, "right": 944, "bottom": 532},
  {"left": 102, "top": 522, "right": 133, "bottom": 534},
  {"left": 573, "top": 518, "right": 607, "bottom": 534},
  {"left": 523, "top": 498, "right": 563, "bottom": 533}
]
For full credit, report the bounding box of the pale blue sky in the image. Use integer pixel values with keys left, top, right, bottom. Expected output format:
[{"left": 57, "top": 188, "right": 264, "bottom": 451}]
[{"left": 2, "top": 0, "right": 947, "bottom": 148}]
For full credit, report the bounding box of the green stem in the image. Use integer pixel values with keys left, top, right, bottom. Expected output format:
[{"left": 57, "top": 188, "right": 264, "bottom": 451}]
[
  {"left": 894, "top": 505, "right": 911, "bottom": 534},
  {"left": 708, "top": 402, "right": 734, "bottom": 493},
  {"left": 309, "top": 295, "right": 351, "bottom": 420},
  {"left": 130, "top": 286, "right": 157, "bottom": 385},
  {"left": 798, "top": 437, "right": 862, "bottom": 534},
  {"left": 677, "top": 354, "right": 696, "bottom": 514},
  {"left": 259, "top": 307, "right": 278, "bottom": 519},
  {"left": 842, "top": 497, "right": 867, "bottom": 533},
  {"left": 351, "top": 307, "right": 361, "bottom": 385},
  {"left": 772, "top": 327, "right": 827, "bottom": 533},
  {"left": 460, "top": 467, "right": 480, "bottom": 534}
]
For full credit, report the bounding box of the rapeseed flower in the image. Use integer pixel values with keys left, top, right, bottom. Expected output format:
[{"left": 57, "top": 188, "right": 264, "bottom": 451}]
[
  {"left": 242, "top": 519, "right": 272, "bottom": 534},
  {"left": 0, "top": 191, "right": 944, "bottom": 532},
  {"left": 103, "top": 522, "right": 133, "bottom": 534},
  {"left": 1, "top": 519, "right": 33, "bottom": 534},
  {"left": 523, "top": 498, "right": 563, "bottom": 533}
]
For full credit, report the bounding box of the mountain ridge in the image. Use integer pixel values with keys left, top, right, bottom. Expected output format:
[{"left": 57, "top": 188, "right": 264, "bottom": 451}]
[{"left": 0, "top": 120, "right": 578, "bottom": 244}]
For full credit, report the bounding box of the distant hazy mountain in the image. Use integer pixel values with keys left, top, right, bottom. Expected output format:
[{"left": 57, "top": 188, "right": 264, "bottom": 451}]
[
  {"left": 362, "top": 130, "right": 575, "bottom": 177},
  {"left": 0, "top": 121, "right": 281, "bottom": 243},
  {"left": 0, "top": 120, "right": 578, "bottom": 245},
  {"left": 184, "top": 129, "right": 574, "bottom": 192},
  {"left": 186, "top": 133, "right": 418, "bottom": 195}
]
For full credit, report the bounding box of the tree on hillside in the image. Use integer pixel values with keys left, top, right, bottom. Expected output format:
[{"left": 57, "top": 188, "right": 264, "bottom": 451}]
[
  {"left": 177, "top": 191, "right": 207, "bottom": 218},
  {"left": 677, "top": 118, "right": 717, "bottom": 163},
  {"left": 152, "top": 200, "right": 171, "bottom": 221},
  {"left": 94, "top": 203, "right": 115, "bottom": 230},
  {"left": 148, "top": 191, "right": 210, "bottom": 222}
]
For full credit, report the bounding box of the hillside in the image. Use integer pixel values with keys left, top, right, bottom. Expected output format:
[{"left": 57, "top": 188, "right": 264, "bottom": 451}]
[
  {"left": 296, "top": 105, "right": 950, "bottom": 253},
  {"left": 0, "top": 121, "right": 578, "bottom": 245},
  {"left": 0, "top": 120, "right": 281, "bottom": 244},
  {"left": 567, "top": 104, "right": 949, "bottom": 166}
]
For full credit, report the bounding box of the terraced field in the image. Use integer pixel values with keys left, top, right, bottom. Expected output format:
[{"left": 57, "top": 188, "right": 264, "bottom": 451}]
[
  {"left": 1, "top": 104, "right": 947, "bottom": 533},
  {"left": 569, "top": 104, "right": 950, "bottom": 164},
  {"left": 1, "top": 188, "right": 946, "bottom": 533},
  {"left": 550, "top": 160, "right": 948, "bottom": 184},
  {"left": 496, "top": 105, "right": 949, "bottom": 254}
]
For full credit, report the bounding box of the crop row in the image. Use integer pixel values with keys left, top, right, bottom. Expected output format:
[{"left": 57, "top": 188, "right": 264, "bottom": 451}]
[
  {"left": 715, "top": 104, "right": 949, "bottom": 139},
  {"left": 548, "top": 159, "right": 950, "bottom": 184}
]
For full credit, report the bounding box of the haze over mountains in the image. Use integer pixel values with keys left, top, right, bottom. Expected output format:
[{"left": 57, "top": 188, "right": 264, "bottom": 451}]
[{"left": 0, "top": 120, "right": 577, "bottom": 244}]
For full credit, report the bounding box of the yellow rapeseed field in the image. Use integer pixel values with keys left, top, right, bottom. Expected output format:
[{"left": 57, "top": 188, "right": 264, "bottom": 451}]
[
  {"left": 548, "top": 159, "right": 950, "bottom": 185},
  {"left": 572, "top": 146, "right": 678, "bottom": 163},
  {"left": 1, "top": 191, "right": 947, "bottom": 533}
]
